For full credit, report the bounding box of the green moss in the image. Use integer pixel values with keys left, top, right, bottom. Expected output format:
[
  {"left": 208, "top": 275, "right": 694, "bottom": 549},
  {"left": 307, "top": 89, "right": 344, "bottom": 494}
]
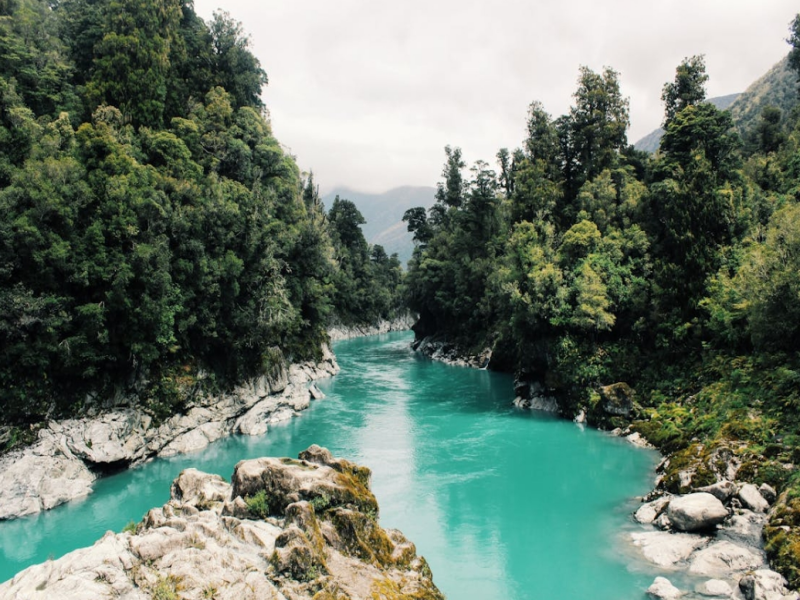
[
  {"left": 244, "top": 490, "right": 270, "bottom": 519},
  {"left": 329, "top": 508, "right": 394, "bottom": 567},
  {"left": 766, "top": 493, "right": 800, "bottom": 588}
]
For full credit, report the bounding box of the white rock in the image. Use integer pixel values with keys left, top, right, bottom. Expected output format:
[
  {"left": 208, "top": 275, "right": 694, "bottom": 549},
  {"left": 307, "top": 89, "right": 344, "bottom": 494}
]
[
  {"left": 630, "top": 531, "right": 707, "bottom": 567},
  {"left": 688, "top": 541, "right": 764, "bottom": 577},
  {"left": 717, "top": 509, "right": 768, "bottom": 547},
  {"left": 626, "top": 432, "right": 654, "bottom": 448},
  {"left": 738, "top": 569, "right": 800, "bottom": 600},
  {"left": 696, "top": 481, "right": 737, "bottom": 503},
  {"left": 635, "top": 496, "right": 671, "bottom": 525},
  {"left": 738, "top": 484, "right": 769, "bottom": 513},
  {"left": 667, "top": 493, "right": 729, "bottom": 532},
  {"left": 648, "top": 576, "right": 683, "bottom": 600},
  {"left": 696, "top": 579, "right": 734, "bottom": 597}
]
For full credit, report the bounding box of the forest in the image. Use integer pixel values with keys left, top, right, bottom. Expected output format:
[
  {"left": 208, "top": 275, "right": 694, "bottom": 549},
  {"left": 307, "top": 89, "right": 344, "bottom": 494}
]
[
  {"left": 403, "top": 18, "right": 800, "bottom": 586},
  {"left": 0, "top": 0, "right": 404, "bottom": 427}
]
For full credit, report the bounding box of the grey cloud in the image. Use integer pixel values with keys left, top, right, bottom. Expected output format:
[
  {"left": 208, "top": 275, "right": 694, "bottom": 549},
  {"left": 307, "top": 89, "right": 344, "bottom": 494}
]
[{"left": 195, "top": 0, "right": 799, "bottom": 193}]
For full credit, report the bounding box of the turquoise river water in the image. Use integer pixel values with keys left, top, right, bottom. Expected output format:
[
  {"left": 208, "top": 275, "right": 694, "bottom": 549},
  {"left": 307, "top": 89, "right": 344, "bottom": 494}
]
[{"left": 0, "top": 331, "right": 662, "bottom": 598}]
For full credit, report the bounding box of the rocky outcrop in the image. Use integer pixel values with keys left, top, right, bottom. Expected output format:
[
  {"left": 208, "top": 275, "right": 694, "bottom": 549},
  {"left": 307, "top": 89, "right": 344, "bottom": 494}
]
[
  {"left": 0, "top": 447, "right": 443, "bottom": 600},
  {"left": 0, "top": 348, "right": 339, "bottom": 521},
  {"left": 411, "top": 337, "right": 492, "bottom": 369},
  {"left": 328, "top": 314, "right": 416, "bottom": 342},
  {"left": 512, "top": 378, "right": 559, "bottom": 413}
]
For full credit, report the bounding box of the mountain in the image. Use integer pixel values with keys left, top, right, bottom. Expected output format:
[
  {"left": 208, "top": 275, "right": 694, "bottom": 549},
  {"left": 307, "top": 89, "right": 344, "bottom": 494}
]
[
  {"left": 633, "top": 94, "right": 741, "bottom": 153},
  {"left": 728, "top": 55, "right": 797, "bottom": 136},
  {"left": 323, "top": 186, "right": 437, "bottom": 264}
]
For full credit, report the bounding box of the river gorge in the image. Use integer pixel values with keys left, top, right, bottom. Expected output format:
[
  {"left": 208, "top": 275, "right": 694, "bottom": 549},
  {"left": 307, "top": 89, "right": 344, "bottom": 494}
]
[{"left": 1, "top": 331, "right": 662, "bottom": 598}]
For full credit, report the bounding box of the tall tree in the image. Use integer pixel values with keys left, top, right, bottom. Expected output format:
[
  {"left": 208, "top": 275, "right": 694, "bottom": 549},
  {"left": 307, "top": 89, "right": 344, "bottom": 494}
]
[{"left": 661, "top": 55, "right": 708, "bottom": 125}]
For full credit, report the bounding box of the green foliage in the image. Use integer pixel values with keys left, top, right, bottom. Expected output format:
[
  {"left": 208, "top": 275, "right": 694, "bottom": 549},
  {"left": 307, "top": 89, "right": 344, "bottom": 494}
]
[
  {"left": 328, "top": 195, "right": 405, "bottom": 327},
  {"left": 122, "top": 520, "right": 137, "bottom": 534},
  {"left": 661, "top": 55, "right": 708, "bottom": 126},
  {"left": 244, "top": 490, "right": 270, "bottom": 519},
  {"left": 0, "top": 0, "right": 361, "bottom": 426}
]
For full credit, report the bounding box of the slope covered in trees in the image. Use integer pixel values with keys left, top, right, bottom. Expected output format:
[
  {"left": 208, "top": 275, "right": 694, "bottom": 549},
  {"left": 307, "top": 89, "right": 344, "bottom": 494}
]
[
  {"left": 404, "top": 23, "right": 800, "bottom": 587},
  {"left": 0, "top": 0, "right": 402, "bottom": 433}
]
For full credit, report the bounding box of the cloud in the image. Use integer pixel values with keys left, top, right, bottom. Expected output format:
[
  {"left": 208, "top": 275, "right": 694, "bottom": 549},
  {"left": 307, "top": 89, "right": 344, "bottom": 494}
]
[{"left": 194, "top": 0, "right": 798, "bottom": 193}]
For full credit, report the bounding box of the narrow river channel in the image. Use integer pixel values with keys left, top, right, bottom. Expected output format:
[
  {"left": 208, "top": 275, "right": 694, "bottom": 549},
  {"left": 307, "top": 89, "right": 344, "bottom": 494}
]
[{"left": 0, "top": 331, "right": 660, "bottom": 598}]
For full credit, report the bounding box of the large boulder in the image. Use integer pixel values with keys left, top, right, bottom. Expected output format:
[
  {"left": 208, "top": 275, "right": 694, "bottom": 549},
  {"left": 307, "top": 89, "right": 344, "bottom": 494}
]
[
  {"left": 667, "top": 493, "right": 729, "bottom": 532},
  {"left": 230, "top": 450, "right": 377, "bottom": 518},
  {"left": 599, "top": 382, "right": 635, "bottom": 417}
]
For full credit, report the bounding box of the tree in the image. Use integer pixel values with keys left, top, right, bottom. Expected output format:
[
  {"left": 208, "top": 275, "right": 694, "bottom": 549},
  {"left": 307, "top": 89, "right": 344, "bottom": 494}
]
[
  {"left": 661, "top": 55, "right": 708, "bottom": 125},
  {"left": 87, "top": 0, "right": 183, "bottom": 127},
  {"left": 403, "top": 206, "right": 432, "bottom": 245},
  {"left": 568, "top": 66, "right": 630, "bottom": 189},
  {"left": 434, "top": 145, "right": 466, "bottom": 209}
]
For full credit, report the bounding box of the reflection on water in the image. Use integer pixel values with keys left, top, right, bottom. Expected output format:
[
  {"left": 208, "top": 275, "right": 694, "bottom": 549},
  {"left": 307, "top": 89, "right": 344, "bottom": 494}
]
[{"left": 0, "top": 331, "right": 658, "bottom": 600}]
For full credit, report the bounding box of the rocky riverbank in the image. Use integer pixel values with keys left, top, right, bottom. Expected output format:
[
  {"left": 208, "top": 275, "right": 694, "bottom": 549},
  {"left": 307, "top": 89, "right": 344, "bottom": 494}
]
[
  {"left": 629, "top": 483, "right": 797, "bottom": 599},
  {"left": 0, "top": 347, "right": 339, "bottom": 521},
  {"left": 0, "top": 445, "right": 443, "bottom": 600},
  {"left": 327, "top": 313, "right": 416, "bottom": 342},
  {"left": 411, "top": 336, "right": 492, "bottom": 369}
]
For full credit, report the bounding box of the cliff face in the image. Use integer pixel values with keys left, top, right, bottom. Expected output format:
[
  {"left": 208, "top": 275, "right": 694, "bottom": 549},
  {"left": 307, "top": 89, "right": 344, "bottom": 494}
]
[
  {"left": 0, "top": 349, "right": 339, "bottom": 521},
  {"left": 0, "top": 446, "right": 444, "bottom": 600}
]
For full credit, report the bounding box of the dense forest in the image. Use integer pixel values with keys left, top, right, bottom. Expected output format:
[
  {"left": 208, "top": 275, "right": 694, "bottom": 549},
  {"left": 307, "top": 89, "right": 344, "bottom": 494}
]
[
  {"left": 404, "top": 19, "right": 800, "bottom": 586},
  {"left": 0, "top": 0, "right": 403, "bottom": 430}
]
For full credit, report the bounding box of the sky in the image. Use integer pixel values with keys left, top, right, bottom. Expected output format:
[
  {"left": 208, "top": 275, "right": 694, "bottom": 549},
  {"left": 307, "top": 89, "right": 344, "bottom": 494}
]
[{"left": 193, "top": 0, "right": 799, "bottom": 194}]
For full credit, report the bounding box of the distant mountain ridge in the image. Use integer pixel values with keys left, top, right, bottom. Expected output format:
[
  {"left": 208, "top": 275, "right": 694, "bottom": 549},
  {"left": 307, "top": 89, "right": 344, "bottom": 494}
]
[
  {"left": 322, "top": 186, "right": 437, "bottom": 264},
  {"left": 633, "top": 93, "right": 741, "bottom": 153},
  {"left": 728, "top": 55, "right": 796, "bottom": 136}
]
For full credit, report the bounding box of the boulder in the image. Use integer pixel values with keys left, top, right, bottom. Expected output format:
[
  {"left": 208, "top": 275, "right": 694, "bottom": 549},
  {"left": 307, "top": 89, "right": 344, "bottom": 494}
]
[
  {"left": 739, "top": 569, "right": 800, "bottom": 600},
  {"left": 647, "top": 576, "right": 683, "bottom": 600},
  {"left": 634, "top": 496, "right": 671, "bottom": 525},
  {"left": 738, "top": 484, "right": 769, "bottom": 513},
  {"left": 667, "top": 493, "right": 729, "bottom": 532},
  {"left": 696, "top": 579, "right": 734, "bottom": 597},
  {"left": 716, "top": 509, "right": 767, "bottom": 548},
  {"left": 170, "top": 468, "right": 230, "bottom": 507},
  {"left": 759, "top": 483, "right": 777, "bottom": 505},
  {"left": 630, "top": 531, "right": 707, "bottom": 567},
  {"left": 599, "top": 382, "right": 635, "bottom": 417},
  {"left": 688, "top": 541, "right": 764, "bottom": 577},
  {"left": 231, "top": 454, "right": 378, "bottom": 517},
  {"left": 695, "top": 481, "right": 737, "bottom": 503}
]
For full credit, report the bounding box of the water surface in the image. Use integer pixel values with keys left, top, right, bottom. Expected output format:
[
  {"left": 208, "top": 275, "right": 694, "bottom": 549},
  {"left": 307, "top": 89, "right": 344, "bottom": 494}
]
[{"left": 0, "top": 331, "right": 659, "bottom": 598}]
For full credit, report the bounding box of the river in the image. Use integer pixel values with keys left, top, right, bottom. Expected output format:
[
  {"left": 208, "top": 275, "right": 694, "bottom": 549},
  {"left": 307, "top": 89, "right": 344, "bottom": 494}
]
[{"left": 0, "top": 331, "right": 660, "bottom": 598}]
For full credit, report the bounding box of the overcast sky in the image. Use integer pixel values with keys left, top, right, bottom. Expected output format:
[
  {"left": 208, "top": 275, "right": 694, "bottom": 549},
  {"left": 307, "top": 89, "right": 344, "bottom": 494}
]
[{"left": 193, "top": 0, "right": 798, "bottom": 194}]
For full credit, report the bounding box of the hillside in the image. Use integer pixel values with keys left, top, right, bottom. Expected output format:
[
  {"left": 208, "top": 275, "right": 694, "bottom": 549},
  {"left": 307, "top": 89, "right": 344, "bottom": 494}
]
[
  {"left": 634, "top": 93, "right": 740, "bottom": 153},
  {"left": 728, "top": 55, "right": 797, "bottom": 136},
  {"left": 323, "top": 186, "right": 436, "bottom": 264}
]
